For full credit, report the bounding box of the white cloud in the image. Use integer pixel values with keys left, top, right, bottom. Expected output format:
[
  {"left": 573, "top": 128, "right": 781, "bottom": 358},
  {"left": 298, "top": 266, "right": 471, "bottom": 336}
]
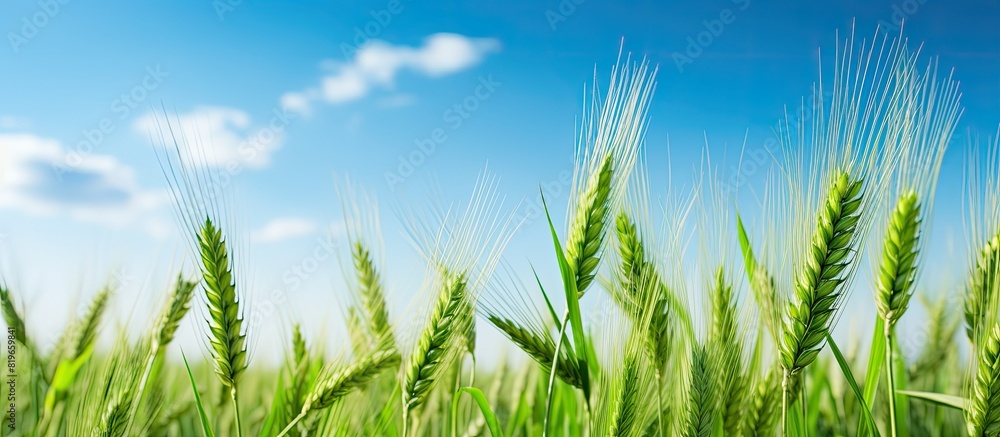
[
  {"left": 282, "top": 33, "right": 500, "bottom": 114},
  {"left": 133, "top": 106, "right": 286, "bottom": 169},
  {"left": 0, "top": 133, "right": 166, "bottom": 226},
  {"left": 252, "top": 217, "right": 317, "bottom": 243}
]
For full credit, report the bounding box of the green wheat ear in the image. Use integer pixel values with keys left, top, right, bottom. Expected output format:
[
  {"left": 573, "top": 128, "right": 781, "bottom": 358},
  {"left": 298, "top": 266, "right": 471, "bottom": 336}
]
[
  {"left": 402, "top": 273, "right": 468, "bottom": 415},
  {"left": 125, "top": 276, "right": 199, "bottom": 434},
  {"left": 613, "top": 211, "right": 680, "bottom": 374},
  {"left": 565, "top": 153, "right": 614, "bottom": 295},
  {"left": 710, "top": 267, "right": 747, "bottom": 436},
  {"left": 686, "top": 344, "right": 718, "bottom": 437},
  {"left": 744, "top": 367, "right": 781, "bottom": 436},
  {"left": 487, "top": 315, "right": 583, "bottom": 389},
  {"left": 302, "top": 348, "right": 400, "bottom": 412},
  {"left": 607, "top": 350, "right": 640, "bottom": 436},
  {"left": 0, "top": 284, "right": 28, "bottom": 347},
  {"left": 875, "top": 191, "right": 922, "bottom": 330},
  {"left": 346, "top": 306, "right": 370, "bottom": 356},
  {"left": 74, "top": 286, "right": 111, "bottom": 359},
  {"left": 614, "top": 211, "right": 643, "bottom": 291},
  {"left": 780, "top": 171, "right": 864, "bottom": 375},
  {"left": 969, "top": 324, "right": 1000, "bottom": 436},
  {"left": 965, "top": 231, "right": 1000, "bottom": 342},
  {"left": 352, "top": 241, "right": 394, "bottom": 348},
  {"left": 197, "top": 217, "right": 248, "bottom": 389},
  {"left": 911, "top": 295, "right": 960, "bottom": 380},
  {"left": 278, "top": 346, "right": 399, "bottom": 437},
  {"left": 96, "top": 390, "right": 130, "bottom": 437},
  {"left": 154, "top": 275, "right": 198, "bottom": 350},
  {"left": 287, "top": 324, "right": 312, "bottom": 415}
]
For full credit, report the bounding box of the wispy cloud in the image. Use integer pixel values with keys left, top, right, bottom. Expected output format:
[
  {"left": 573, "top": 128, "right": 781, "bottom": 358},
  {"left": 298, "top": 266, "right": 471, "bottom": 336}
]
[
  {"left": 251, "top": 217, "right": 318, "bottom": 243},
  {"left": 281, "top": 33, "right": 500, "bottom": 115},
  {"left": 133, "top": 106, "right": 290, "bottom": 170},
  {"left": 0, "top": 133, "right": 166, "bottom": 227}
]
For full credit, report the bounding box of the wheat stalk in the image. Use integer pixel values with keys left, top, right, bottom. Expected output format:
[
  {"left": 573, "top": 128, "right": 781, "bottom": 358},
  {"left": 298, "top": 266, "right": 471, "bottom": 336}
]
[
  {"left": 396, "top": 167, "right": 516, "bottom": 435},
  {"left": 780, "top": 172, "right": 864, "bottom": 375},
  {"left": 126, "top": 276, "right": 198, "bottom": 435},
  {"left": 615, "top": 154, "right": 699, "bottom": 435},
  {"left": 401, "top": 273, "right": 468, "bottom": 432},
  {"left": 352, "top": 241, "right": 394, "bottom": 348},
  {"left": 153, "top": 275, "right": 198, "bottom": 351},
  {"left": 278, "top": 347, "right": 400, "bottom": 437},
  {"left": 150, "top": 112, "right": 257, "bottom": 436},
  {"left": 613, "top": 212, "right": 673, "bottom": 362},
  {"left": 73, "top": 287, "right": 111, "bottom": 360},
  {"left": 286, "top": 324, "right": 312, "bottom": 417},
  {"left": 198, "top": 218, "right": 248, "bottom": 390},
  {"left": 197, "top": 217, "right": 248, "bottom": 436},
  {"left": 709, "top": 267, "right": 748, "bottom": 436},
  {"left": 40, "top": 289, "right": 112, "bottom": 434},
  {"left": 336, "top": 175, "right": 395, "bottom": 352},
  {"left": 875, "top": 44, "right": 960, "bottom": 332},
  {"left": 874, "top": 191, "right": 922, "bottom": 435},
  {"left": 612, "top": 208, "right": 691, "bottom": 437},
  {"left": 592, "top": 286, "right": 654, "bottom": 437},
  {"left": 292, "top": 323, "right": 308, "bottom": 369},
  {"left": 563, "top": 56, "right": 656, "bottom": 298},
  {"left": 686, "top": 344, "right": 717, "bottom": 437},
  {"left": 968, "top": 324, "right": 1000, "bottom": 436},
  {"left": 965, "top": 232, "right": 1000, "bottom": 342},
  {"left": 771, "top": 29, "right": 917, "bottom": 429}
]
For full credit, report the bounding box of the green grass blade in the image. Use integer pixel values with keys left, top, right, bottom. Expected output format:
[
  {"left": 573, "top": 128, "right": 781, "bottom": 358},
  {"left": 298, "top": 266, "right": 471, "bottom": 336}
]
[
  {"left": 44, "top": 344, "right": 93, "bottom": 412},
  {"left": 788, "top": 401, "right": 803, "bottom": 436},
  {"left": 735, "top": 212, "right": 758, "bottom": 284},
  {"left": 860, "top": 317, "right": 886, "bottom": 434},
  {"left": 807, "top": 362, "right": 826, "bottom": 429},
  {"left": 540, "top": 191, "right": 590, "bottom": 401},
  {"left": 531, "top": 263, "right": 562, "bottom": 331},
  {"left": 892, "top": 335, "right": 910, "bottom": 437},
  {"left": 826, "top": 333, "right": 880, "bottom": 437},
  {"left": 895, "top": 390, "right": 968, "bottom": 411},
  {"left": 505, "top": 393, "right": 531, "bottom": 437},
  {"left": 459, "top": 387, "right": 504, "bottom": 437},
  {"left": 259, "top": 372, "right": 287, "bottom": 436},
  {"left": 182, "top": 351, "right": 216, "bottom": 437}
]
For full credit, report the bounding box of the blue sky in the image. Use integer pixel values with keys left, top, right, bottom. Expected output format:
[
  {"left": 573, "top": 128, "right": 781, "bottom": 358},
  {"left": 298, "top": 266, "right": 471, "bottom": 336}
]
[{"left": 0, "top": 0, "right": 998, "bottom": 363}]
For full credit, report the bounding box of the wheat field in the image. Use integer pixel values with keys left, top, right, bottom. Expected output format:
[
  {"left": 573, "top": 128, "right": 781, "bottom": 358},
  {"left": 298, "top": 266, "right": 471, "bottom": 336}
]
[{"left": 2, "top": 27, "right": 999, "bottom": 437}]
